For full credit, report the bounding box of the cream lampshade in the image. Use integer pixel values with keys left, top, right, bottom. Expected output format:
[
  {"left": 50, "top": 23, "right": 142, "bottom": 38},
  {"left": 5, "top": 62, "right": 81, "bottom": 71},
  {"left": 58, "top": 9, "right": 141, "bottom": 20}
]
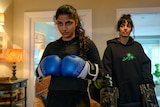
[{"left": 5, "top": 49, "right": 23, "bottom": 80}]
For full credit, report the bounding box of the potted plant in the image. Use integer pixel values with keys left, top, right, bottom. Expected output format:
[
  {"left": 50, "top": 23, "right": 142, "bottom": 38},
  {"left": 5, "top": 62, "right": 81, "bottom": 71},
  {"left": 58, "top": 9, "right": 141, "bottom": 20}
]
[{"left": 153, "top": 63, "right": 160, "bottom": 85}]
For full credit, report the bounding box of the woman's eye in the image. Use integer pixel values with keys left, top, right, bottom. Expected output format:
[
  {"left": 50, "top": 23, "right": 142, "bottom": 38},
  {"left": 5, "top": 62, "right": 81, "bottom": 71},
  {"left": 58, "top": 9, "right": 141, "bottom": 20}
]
[
  {"left": 57, "top": 22, "right": 63, "bottom": 26},
  {"left": 127, "top": 25, "right": 131, "bottom": 28},
  {"left": 66, "top": 21, "right": 73, "bottom": 26},
  {"left": 120, "top": 25, "right": 124, "bottom": 27}
]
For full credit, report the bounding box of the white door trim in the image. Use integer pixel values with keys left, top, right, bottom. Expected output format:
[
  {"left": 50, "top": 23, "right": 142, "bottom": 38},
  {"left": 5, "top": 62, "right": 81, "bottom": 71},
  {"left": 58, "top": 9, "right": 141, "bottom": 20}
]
[{"left": 117, "top": 7, "right": 160, "bottom": 21}]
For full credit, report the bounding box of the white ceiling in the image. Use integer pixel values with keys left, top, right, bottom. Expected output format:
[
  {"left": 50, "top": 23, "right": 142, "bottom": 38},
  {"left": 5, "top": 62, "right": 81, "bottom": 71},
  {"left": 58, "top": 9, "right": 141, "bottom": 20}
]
[{"left": 131, "top": 13, "right": 160, "bottom": 36}]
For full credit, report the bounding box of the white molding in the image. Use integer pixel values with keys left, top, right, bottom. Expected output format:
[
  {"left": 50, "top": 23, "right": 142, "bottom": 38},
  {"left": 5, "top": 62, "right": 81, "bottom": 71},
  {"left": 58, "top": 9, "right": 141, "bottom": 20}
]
[
  {"left": 117, "top": 7, "right": 160, "bottom": 21},
  {"left": 24, "top": 10, "right": 92, "bottom": 107}
]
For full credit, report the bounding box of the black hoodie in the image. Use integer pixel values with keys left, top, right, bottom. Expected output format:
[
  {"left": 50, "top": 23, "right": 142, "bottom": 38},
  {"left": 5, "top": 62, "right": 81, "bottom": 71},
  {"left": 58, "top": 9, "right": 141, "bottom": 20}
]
[{"left": 102, "top": 37, "right": 154, "bottom": 106}]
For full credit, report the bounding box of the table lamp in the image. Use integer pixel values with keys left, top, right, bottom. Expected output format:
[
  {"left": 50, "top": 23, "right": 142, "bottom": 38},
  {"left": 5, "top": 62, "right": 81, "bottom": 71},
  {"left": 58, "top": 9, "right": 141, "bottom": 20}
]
[
  {"left": 0, "top": 13, "right": 5, "bottom": 25},
  {"left": 5, "top": 49, "right": 23, "bottom": 80}
]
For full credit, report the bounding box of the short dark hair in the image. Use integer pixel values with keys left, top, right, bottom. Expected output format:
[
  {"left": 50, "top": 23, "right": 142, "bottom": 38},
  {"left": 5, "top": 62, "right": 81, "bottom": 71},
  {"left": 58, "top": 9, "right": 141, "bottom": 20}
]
[{"left": 116, "top": 14, "right": 134, "bottom": 31}]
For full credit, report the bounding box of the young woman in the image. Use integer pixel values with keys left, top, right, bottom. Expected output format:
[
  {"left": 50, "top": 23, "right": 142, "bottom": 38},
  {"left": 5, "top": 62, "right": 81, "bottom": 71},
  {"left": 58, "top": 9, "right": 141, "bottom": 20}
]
[
  {"left": 102, "top": 14, "right": 155, "bottom": 107},
  {"left": 36, "top": 4, "right": 103, "bottom": 107}
]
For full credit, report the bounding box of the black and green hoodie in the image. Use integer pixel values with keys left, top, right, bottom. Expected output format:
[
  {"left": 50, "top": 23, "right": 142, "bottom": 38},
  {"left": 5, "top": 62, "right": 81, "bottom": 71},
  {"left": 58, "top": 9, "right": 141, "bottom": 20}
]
[{"left": 102, "top": 37, "right": 154, "bottom": 107}]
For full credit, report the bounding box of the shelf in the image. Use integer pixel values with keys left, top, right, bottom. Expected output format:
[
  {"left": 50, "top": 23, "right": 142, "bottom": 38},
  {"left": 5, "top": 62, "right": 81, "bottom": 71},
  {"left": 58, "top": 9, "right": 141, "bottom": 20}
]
[{"left": 0, "top": 78, "right": 27, "bottom": 107}]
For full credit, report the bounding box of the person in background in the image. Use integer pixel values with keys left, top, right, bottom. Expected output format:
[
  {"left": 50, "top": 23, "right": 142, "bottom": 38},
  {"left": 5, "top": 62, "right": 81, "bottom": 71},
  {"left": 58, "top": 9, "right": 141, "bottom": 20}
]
[
  {"left": 36, "top": 4, "right": 103, "bottom": 107},
  {"left": 102, "top": 14, "right": 157, "bottom": 107}
]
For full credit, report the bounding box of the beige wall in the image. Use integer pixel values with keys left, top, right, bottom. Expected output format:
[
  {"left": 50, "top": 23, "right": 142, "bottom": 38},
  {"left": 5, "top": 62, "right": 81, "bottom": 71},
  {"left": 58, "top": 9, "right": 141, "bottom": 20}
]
[
  {"left": 0, "top": 0, "right": 160, "bottom": 78},
  {"left": 13, "top": 0, "right": 160, "bottom": 57},
  {"left": 0, "top": 0, "right": 13, "bottom": 77}
]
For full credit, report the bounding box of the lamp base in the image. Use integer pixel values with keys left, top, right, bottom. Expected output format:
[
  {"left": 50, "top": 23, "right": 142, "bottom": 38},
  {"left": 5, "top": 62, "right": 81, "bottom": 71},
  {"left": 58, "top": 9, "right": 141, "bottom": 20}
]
[
  {"left": 10, "top": 76, "right": 17, "bottom": 80},
  {"left": 10, "top": 62, "right": 18, "bottom": 80}
]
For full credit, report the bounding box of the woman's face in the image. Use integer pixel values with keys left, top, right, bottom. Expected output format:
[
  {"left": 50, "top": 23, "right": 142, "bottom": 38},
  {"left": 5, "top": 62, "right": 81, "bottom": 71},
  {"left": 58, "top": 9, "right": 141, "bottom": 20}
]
[
  {"left": 119, "top": 20, "right": 132, "bottom": 37},
  {"left": 56, "top": 14, "right": 78, "bottom": 41}
]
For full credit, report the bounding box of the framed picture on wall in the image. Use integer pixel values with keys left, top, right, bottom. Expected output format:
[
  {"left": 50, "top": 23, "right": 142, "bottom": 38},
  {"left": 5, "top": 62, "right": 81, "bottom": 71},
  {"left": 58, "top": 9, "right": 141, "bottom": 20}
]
[{"left": 0, "top": 33, "right": 7, "bottom": 61}]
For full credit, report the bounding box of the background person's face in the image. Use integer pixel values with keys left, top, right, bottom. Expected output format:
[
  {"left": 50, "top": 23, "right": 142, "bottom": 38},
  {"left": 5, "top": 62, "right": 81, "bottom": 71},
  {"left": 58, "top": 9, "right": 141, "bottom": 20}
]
[
  {"left": 56, "top": 15, "right": 78, "bottom": 41},
  {"left": 119, "top": 21, "right": 132, "bottom": 37}
]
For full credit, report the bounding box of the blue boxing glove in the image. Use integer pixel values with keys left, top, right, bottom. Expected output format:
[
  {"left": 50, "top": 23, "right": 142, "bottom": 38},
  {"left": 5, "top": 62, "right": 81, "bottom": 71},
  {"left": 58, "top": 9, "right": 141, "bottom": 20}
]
[
  {"left": 36, "top": 55, "right": 61, "bottom": 82},
  {"left": 61, "top": 55, "right": 99, "bottom": 81}
]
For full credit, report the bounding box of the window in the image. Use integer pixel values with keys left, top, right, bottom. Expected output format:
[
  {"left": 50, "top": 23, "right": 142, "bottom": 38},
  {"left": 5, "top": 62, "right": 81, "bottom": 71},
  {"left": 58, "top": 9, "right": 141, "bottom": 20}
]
[{"left": 135, "top": 36, "right": 160, "bottom": 105}]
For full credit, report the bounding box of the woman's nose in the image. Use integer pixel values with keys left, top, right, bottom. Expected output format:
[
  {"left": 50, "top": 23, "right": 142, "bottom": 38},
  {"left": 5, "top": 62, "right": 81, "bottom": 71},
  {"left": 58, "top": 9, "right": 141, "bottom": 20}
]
[
  {"left": 124, "top": 25, "right": 128, "bottom": 29},
  {"left": 62, "top": 24, "right": 67, "bottom": 30}
]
